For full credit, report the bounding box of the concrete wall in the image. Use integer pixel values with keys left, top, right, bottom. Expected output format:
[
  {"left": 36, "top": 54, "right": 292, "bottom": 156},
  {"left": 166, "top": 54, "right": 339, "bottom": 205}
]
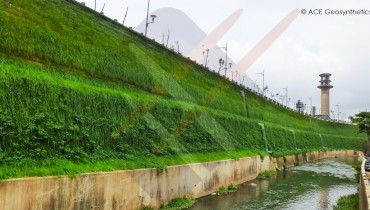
[
  {"left": 360, "top": 155, "right": 370, "bottom": 210},
  {"left": 0, "top": 150, "right": 358, "bottom": 210}
]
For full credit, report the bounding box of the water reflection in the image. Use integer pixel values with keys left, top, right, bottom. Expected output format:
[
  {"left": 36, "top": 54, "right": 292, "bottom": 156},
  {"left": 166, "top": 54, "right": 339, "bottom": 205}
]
[{"left": 190, "top": 158, "right": 357, "bottom": 210}]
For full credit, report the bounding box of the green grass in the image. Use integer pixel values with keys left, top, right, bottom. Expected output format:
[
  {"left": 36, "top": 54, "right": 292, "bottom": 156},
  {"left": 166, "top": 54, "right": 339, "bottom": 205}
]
[
  {"left": 216, "top": 184, "right": 240, "bottom": 195},
  {"left": 0, "top": 0, "right": 366, "bottom": 179},
  {"left": 257, "top": 170, "right": 277, "bottom": 180},
  {"left": 159, "top": 197, "right": 195, "bottom": 210},
  {"left": 333, "top": 193, "right": 359, "bottom": 210},
  {"left": 0, "top": 150, "right": 266, "bottom": 180},
  {"left": 142, "top": 206, "right": 155, "bottom": 210},
  {"left": 352, "top": 160, "right": 362, "bottom": 182},
  {"left": 0, "top": 0, "right": 361, "bottom": 134}
]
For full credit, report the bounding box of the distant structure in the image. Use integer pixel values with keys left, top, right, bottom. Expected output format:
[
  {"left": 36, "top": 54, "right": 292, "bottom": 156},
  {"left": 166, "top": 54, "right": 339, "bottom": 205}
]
[
  {"left": 296, "top": 100, "right": 304, "bottom": 113},
  {"left": 317, "top": 73, "right": 333, "bottom": 118},
  {"left": 311, "top": 106, "right": 316, "bottom": 116}
]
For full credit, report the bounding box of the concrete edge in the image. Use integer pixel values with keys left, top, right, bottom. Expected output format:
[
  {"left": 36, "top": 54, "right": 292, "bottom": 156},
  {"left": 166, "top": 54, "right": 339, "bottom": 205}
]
[{"left": 0, "top": 150, "right": 361, "bottom": 210}]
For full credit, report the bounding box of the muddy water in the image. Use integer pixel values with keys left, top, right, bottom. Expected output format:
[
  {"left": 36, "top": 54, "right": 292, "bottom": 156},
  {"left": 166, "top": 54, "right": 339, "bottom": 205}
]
[{"left": 190, "top": 157, "right": 357, "bottom": 210}]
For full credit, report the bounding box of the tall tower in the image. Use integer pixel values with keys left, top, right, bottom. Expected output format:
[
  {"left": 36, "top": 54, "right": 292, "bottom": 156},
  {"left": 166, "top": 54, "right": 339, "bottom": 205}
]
[{"left": 317, "top": 73, "right": 333, "bottom": 117}]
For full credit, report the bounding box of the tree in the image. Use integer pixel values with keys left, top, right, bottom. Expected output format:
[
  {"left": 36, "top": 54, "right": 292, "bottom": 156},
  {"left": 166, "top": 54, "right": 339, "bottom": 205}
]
[{"left": 350, "top": 112, "right": 370, "bottom": 141}]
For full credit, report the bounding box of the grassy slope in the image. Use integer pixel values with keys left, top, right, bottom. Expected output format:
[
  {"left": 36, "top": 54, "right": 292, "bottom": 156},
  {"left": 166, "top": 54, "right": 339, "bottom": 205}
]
[{"left": 0, "top": 0, "right": 365, "bottom": 179}]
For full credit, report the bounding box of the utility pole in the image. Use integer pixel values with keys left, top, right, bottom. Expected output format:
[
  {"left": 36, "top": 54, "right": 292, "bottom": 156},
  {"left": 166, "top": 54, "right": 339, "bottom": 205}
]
[
  {"left": 94, "top": 0, "right": 96, "bottom": 10},
  {"left": 122, "top": 7, "right": 129, "bottom": 25},
  {"left": 144, "top": 0, "right": 150, "bottom": 37}
]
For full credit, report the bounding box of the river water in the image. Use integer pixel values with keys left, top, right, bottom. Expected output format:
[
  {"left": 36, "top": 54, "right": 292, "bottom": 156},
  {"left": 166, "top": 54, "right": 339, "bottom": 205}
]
[{"left": 190, "top": 157, "right": 357, "bottom": 210}]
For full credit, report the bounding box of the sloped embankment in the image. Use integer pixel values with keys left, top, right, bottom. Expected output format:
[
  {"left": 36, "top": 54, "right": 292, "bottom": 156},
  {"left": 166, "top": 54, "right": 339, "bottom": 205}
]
[{"left": 0, "top": 0, "right": 365, "bottom": 178}]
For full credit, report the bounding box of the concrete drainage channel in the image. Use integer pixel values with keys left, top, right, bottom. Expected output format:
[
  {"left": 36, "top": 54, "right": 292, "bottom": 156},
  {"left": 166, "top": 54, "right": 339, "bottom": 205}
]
[{"left": 0, "top": 150, "right": 360, "bottom": 210}]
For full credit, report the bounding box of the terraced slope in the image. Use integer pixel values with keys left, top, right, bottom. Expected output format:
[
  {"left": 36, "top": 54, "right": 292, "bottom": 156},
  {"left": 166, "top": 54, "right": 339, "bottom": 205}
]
[{"left": 0, "top": 0, "right": 365, "bottom": 178}]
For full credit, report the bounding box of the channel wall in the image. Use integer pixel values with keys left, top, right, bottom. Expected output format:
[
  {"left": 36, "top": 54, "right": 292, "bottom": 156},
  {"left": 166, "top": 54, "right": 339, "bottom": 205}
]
[{"left": 0, "top": 150, "right": 359, "bottom": 210}]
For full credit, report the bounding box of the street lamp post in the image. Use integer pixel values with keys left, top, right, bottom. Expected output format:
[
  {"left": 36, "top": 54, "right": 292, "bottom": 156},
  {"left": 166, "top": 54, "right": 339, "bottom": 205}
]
[
  {"left": 144, "top": 0, "right": 157, "bottom": 37},
  {"left": 282, "top": 87, "right": 288, "bottom": 107},
  {"left": 256, "top": 70, "right": 265, "bottom": 96}
]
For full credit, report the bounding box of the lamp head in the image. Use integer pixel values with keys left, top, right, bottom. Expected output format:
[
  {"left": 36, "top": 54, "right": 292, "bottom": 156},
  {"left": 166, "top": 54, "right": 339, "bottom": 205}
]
[{"left": 150, "top": 14, "right": 157, "bottom": 22}]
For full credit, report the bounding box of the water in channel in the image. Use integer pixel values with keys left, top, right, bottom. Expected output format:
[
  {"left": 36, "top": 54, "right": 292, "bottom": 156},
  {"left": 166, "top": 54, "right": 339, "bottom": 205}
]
[{"left": 190, "top": 157, "right": 357, "bottom": 210}]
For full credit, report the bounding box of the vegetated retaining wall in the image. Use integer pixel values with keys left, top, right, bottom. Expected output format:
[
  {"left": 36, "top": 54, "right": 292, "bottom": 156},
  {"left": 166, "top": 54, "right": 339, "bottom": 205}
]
[
  {"left": 0, "top": 150, "right": 358, "bottom": 210},
  {"left": 359, "top": 155, "right": 370, "bottom": 210}
]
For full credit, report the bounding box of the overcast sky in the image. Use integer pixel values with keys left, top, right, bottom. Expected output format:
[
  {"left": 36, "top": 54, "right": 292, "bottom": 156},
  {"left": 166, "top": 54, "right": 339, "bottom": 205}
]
[{"left": 78, "top": 0, "right": 370, "bottom": 120}]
